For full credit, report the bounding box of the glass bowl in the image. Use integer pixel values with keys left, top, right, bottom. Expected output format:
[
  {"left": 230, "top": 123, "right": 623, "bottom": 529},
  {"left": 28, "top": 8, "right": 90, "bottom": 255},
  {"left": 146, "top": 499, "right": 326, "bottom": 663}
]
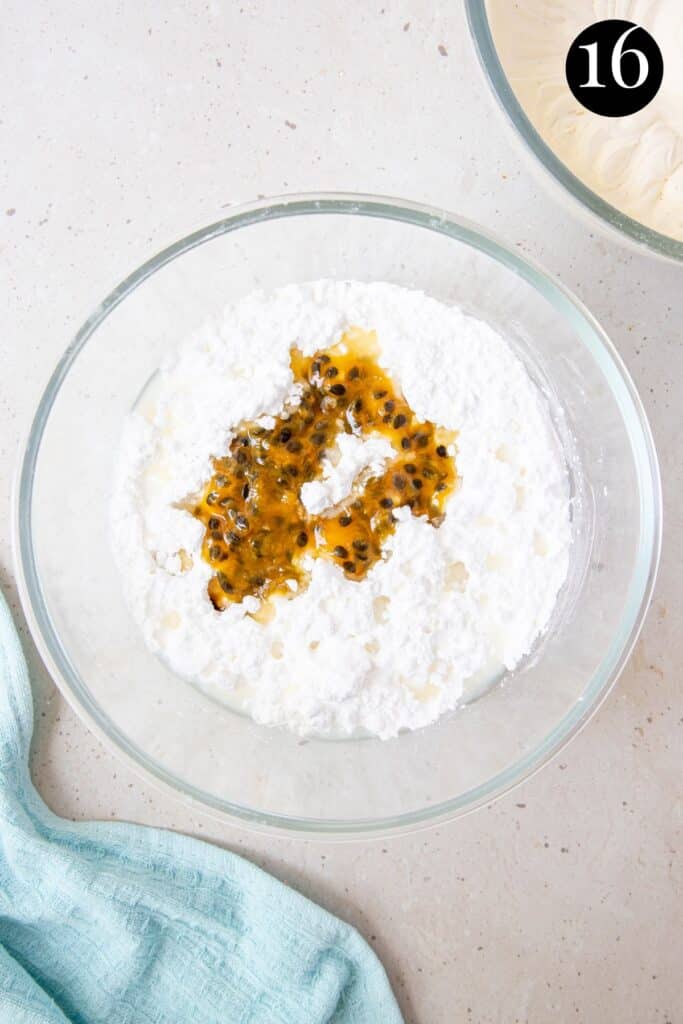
[
  {"left": 466, "top": 1, "right": 683, "bottom": 264},
  {"left": 14, "top": 194, "right": 661, "bottom": 838}
]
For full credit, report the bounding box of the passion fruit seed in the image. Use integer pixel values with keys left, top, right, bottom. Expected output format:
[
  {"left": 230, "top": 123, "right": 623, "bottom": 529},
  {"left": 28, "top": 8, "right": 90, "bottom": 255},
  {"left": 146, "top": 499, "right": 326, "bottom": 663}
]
[{"left": 191, "top": 328, "right": 457, "bottom": 609}]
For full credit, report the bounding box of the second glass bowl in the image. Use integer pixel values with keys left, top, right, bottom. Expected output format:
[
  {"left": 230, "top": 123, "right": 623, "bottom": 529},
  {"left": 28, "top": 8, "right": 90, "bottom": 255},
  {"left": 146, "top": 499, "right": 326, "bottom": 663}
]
[{"left": 466, "top": 0, "right": 683, "bottom": 264}]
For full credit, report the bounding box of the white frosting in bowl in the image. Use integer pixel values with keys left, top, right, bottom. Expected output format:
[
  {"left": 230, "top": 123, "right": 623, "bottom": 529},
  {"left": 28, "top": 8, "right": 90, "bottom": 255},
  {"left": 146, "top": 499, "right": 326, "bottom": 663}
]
[{"left": 487, "top": 0, "right": 683, "bottom": 241}]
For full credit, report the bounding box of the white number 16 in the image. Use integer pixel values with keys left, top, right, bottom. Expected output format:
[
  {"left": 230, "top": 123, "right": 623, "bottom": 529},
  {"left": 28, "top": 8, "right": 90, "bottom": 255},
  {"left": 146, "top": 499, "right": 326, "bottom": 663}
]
[{"left": 579, "top": 25, "right": 649, "bottom": 89}]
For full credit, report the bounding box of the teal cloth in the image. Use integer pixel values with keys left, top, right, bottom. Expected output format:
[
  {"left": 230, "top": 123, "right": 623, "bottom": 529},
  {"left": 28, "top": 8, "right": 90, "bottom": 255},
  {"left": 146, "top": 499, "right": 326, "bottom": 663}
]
[{"left": 0, "top": 591, "right": 403, "bottom": 1024}]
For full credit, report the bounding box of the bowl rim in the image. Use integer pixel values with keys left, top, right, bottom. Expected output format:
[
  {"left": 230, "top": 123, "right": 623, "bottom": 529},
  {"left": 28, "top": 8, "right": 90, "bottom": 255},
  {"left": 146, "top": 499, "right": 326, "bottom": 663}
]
[
  {"left": 465, "top": 0, "right": 683, "bottom": 264},
  {"left": 13, "top": 192, "right": 663, "bottom": 839}
]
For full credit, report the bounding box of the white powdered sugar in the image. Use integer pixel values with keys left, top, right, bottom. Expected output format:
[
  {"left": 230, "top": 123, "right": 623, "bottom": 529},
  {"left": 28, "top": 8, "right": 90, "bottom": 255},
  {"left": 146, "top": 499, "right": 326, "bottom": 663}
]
[
  {"left": 111, "top": 281, "right": 571, "bottom": 739},
  {"left": 300, "top": 433, "right": 395, "bottom": 516}
]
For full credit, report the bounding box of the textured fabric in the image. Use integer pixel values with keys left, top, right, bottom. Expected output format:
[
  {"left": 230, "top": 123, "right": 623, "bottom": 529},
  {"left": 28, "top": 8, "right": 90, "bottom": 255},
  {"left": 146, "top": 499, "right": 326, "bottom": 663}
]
[{"left": 0, "top": 592, "right": 403, "bottom": 1024}]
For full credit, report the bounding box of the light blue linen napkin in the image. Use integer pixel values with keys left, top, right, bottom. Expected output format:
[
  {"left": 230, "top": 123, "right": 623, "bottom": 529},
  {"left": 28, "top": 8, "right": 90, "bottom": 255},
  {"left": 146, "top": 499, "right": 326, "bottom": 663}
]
[{"left": 0, "top": 590, "right": 403, "bottom": 1024}]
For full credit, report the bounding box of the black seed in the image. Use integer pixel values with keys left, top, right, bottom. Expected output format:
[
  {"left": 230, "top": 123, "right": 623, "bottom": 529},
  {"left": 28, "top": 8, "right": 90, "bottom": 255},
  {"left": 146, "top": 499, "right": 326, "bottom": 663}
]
[
  {"left": 404, "top": 463, "right": 417, "bottom": 474},
  {"left": 357, "top": 553, "right": 369, "bottom": 562},
  {"left": 412, "top": 478, "right": 423, "bottom": 490},
  {"left": 393, "top": 413, "right": 407, "bottom": 428},
  {"left": 380, "top": 497, "right": 393, "bottom": 509},
  {"left": 393, "top": 474, "right": 406, "bottom": 490},
  {"left": 209, "top": 545, "right": 222, "bottom": 560},
  {"left": 343, "top": 560, "right": 356, "bottom": 574},
  {"left": 312, "top": 432, "right": 326, "bottom": 445},
  {"left": 319, "top": 354, "right": 331, "bottom": 364},
  {"left": 339, "top": 514, "right": 352, "bottom": 527},
  {"left": 401, "top": 437, "right": 411, "bottom": 450},
  {"left": 297, "top": 531, "right": 308, "bottom": 547},
  {"left": 286, "top": 464, "right": 299, "bottom": 477},
  {"left": 351, "top": 499, "right": 363, "bottom": 510},
  {"left": 251, "top": 576, "right": 265, "bottom": 587},
  {"left": 383, "top": 413, "right": 392, "bottom": 423},
  {"left": 354, "top": 398, "right": 363, "bottom": 413},
  {"left": 235, "top": 515, "right": 249, "bottom": 530},
  {"left": 217, "top": 572, "right": 233, "bottom": 593},
  {"left": 416, "top": 434, "right": 429, "bottom": 448},
  {"left": 235, "top": 450, "right": 248, "bottom": 464},
  {"left": 311, "top": 360, "right": 321, "bottom": 375},
  {"left": 330, "top": 383, "right": 346, "bottom": 396},
  {"left": 227, "top": 531, "right": 241, "bottom": 545},
  {"left": 374, "top": 389, "right": 388, "bottom": 399},
  {"left": 436, "top": 483, "right": 446, "bottom": 492},
  {"left": 325, "top": 366, "right": 339, "bottom": 378},
  {"left": 214, "top": 475, "right": 227, "bottom": 487},
  {"left": 422, "top": 466, "right": 436, "bottom": 478},
  {"left": 206, "top": 492, "right": 218, "bottom": 505},
  {"left": 436, "top": 444, "right": 448, "bottom": 458},
  {"left": 384, "top": 400, "right": 395, "bottom": 413},
  {"left": 242, "top": 483, "right": 250, "bottom": 499},
  {"left": 352, "top": 539, "right": 368, "bottom": 553},
  {"left": 240, "top": 436, "right": 250, "bottom": 446},
  {"left": 348, "top": 366, "right": 360, "bottom": 380},
  {"left": 287, "top": 439, "right": 302, "bottom": 453},
  {"left": 208, "top": 516, "right": 221, "bottom": 530},
  {"left": 333, "top": 545, "right": 349, "bottom": 559}
]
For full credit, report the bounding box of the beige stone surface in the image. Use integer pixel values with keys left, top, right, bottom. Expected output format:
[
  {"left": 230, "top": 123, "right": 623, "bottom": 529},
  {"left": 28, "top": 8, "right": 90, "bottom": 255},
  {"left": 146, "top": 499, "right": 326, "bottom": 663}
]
[{"left": 1, "top": 3, "right": 680, "bottom": 1022}]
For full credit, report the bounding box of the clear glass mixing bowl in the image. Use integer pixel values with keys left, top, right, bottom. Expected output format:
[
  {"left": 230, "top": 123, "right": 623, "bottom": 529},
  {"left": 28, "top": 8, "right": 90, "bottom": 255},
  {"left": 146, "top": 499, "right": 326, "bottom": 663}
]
[
  {"left": 466, "top": 1, "right": 683, "bottom": 264},
  {"left": 14, "top": 194, "right": 661, "bottom": 838}
]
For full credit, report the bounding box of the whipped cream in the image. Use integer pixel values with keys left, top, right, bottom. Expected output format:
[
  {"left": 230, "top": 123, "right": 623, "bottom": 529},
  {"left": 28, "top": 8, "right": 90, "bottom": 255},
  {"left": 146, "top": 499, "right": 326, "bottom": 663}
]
[{"left": 488, "top": 0, "right": 683, "bottom": 241}]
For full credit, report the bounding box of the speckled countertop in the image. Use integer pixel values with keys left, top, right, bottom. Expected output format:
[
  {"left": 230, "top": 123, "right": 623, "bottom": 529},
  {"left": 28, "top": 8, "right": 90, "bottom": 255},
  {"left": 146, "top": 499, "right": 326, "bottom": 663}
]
[{"left": 1, "top": 3, "right": 681, "bottom": 1022}]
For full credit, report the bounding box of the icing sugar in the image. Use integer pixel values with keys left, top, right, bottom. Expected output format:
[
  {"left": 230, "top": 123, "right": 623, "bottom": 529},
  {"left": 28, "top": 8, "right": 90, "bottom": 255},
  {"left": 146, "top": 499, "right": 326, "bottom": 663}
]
[{"left": 111, "top": 281, "right": 571, "bottom": 739}]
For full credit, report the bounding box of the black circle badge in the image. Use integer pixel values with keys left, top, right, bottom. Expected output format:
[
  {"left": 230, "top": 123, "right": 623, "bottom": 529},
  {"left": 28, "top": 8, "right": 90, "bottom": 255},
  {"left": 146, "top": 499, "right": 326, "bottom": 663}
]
[{"left": 565, "top": 19, "right": 663, "bottom": 117}]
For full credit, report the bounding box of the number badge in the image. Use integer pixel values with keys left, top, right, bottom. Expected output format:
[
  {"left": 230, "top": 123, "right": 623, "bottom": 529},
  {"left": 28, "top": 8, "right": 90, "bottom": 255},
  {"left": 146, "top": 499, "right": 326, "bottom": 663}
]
[{"left": 565, "top": 19, "right": 664, "bottom": 117}]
